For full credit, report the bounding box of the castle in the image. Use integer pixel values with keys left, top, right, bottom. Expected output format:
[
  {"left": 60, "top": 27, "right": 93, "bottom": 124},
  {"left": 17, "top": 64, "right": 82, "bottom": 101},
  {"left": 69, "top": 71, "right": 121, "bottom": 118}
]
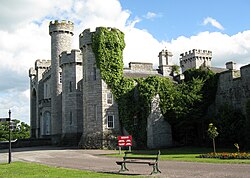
[
  {"left": 29, "top": 20, "right": 250, "bottom": 148},
  {"left": 29, "top": 20, "right": 175, "bottom": 148}
]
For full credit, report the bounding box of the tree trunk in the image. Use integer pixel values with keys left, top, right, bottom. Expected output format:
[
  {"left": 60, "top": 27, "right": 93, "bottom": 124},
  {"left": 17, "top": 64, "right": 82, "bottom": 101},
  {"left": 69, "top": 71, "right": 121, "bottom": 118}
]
[{"left": 213, "top": 138, "right": 216, "bottom": 154}]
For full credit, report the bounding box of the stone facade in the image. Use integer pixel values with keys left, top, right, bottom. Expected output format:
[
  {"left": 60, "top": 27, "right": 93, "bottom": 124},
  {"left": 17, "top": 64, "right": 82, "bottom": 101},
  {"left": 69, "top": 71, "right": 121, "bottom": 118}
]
[
  {"left": 49, "top": 20, "right": 74, "bottom": 144},
  {"left": 215, "top": 63, "right": 250, "bottom": 115},
  {"left": 147, "top": 95, "right": 172, "bottom": 149},
  {"left": 180, "top": 49, "right": 212, "bottom": 73},
  {"left": 29, "top": 21, "right": 174, "bottom": 148},
  {"left": 29, "top": 20, "right": 250, "bottom": 148},
  {"left": 179, "top": 49, "right": 250, "bottom": 118}
]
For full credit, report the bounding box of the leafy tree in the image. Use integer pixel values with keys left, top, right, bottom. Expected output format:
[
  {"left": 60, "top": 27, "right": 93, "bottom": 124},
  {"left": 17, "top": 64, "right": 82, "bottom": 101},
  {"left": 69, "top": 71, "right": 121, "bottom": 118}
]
[
  {"left": 208, "top": 123, "right": 219, "bottom": 153},
  {"left": 0, "top": 119, "right": 30, "bottom": 141}
]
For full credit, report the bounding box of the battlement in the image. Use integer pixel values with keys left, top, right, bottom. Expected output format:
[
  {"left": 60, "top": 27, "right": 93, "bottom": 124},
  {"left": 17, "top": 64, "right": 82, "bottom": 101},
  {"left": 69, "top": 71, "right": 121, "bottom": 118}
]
[
  {"left": 159, "top": 49, "right": 173, "bottom": 58},
  {"left": 79, "top": 28, "right": 93, "bottom": 48},
  {"left": 49, "top": 20, "right": 74, "bottom": 35},
  {"left": 29, "top": 67, "right": 36, "bottom": 77},
  {"left": 35, "top": 59, "right": 51, "bottom": 69},
  {"left": 42, "top": 66, "right": 52, "bottom": 79},
  {"left": 59, "top": 49, "right": 82, "bottom": 67},
  {"left": 79, "top": 27, "right": 120, "bottom": 48},
  {"left": 180, "top": 49, "right": 212, "bottom": 59}
]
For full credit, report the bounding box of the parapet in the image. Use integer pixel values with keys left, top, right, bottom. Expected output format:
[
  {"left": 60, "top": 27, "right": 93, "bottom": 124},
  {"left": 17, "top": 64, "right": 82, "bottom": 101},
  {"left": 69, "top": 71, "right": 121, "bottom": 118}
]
[
  {"left": 35, "top": 59, "right": 51, "bottom": 69},
  {"left": 49, "top": 20, "right": 74, "bottom": 35},
  {"left": 59, "top": 49, "right": 82, "bottom": 67},
  {"left": 180, "top": 49, "right": 212, "bottom": 59},
  {"left": 79, "top": 28, "right": 93, "bottom": 48},
  {"left": 159, "top": 49, "right": 173, "bottom": 58},
  {"left": 79, "top": 27, "right": 122, "bottom": 48},
  {"left": 129, "top": 62, "right": 153, "bottom": 71},
  {"left": 29, "top": 67, "right": 36, "bottom": 77}
]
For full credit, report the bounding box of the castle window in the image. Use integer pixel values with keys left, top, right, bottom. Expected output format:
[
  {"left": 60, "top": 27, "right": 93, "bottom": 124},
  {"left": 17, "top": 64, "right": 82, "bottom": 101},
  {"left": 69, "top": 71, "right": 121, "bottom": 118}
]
[
  {"left": 94, "top": 104, "right": 98, "bottom": 121},
  {"left": 59, "top": 72, "right": 62, "bottom": 83},
  {"left": 107, "top": 115, "right": 114, "bottom": 129},
  {"left": 107, "top": 92, "right": 113, "bottom": 104},
  {"left": 69, "top": 111, "right": 73, "bottom": 125},
  {"left": 45, "top": 84, "right": 48, "bottom": 97},
  {"left": 69, "top": 81, "right": 73, "bottom": 92},
  {"left": 93, "top": 67, "right": 96, "bottom": 80},
  {"left": 84, "top": 68, "right": 87, "bottom": 82}
]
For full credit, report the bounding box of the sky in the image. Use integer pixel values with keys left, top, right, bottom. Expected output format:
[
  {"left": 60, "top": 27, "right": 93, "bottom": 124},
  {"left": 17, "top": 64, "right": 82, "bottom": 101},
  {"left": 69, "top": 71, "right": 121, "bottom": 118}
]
[{"left": 0, "top": 0, "right": 250, "bottom": 124}]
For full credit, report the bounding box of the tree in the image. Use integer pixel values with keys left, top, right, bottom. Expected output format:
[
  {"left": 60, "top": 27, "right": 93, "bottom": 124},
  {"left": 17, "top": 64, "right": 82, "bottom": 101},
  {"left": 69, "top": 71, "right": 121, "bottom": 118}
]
[
  {"left": 208, "top": 123, "right": 219, "bottom": 154},
  {"left": 0, "top": 119, "right": 30, "bottom": 141}
]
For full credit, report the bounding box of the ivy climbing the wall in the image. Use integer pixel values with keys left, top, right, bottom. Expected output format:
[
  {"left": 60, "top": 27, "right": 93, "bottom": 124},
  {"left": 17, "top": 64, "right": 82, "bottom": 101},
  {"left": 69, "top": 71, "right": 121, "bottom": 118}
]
[
  {"left": 91, "top": 27, "right": 213, "bottom": 147},
  {"left": 92, "top": 27, "right": 168, "bottom": 147}
]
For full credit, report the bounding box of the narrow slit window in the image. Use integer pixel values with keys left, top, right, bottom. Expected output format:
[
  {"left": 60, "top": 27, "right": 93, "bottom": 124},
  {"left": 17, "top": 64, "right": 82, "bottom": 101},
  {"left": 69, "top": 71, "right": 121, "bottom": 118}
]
[{"left": 107, "top": 115, "right": 114, "bottom": 129}]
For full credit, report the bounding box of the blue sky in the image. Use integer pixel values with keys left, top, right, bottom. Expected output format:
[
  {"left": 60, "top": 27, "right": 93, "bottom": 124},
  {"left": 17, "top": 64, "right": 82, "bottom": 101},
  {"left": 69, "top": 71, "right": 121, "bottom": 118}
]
[
  {"left": 0, "top": 0, "right": 250, "bottom": 124},
  {"left": 120, "top": 0, "right": 249, "bottom": 40}
]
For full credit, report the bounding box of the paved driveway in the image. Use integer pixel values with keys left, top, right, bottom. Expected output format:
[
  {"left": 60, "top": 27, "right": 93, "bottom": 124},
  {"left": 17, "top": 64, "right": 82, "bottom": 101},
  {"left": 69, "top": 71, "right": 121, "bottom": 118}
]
[{"left": 0, "top": 147, "right": 250, "bottom": 178}]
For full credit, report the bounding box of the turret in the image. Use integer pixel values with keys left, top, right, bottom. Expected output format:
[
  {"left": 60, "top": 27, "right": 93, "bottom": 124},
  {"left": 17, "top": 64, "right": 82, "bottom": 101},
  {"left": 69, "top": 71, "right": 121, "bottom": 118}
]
[
  {"left": 158, "top": 49, "right": 173, "bottom": 76},
  {"left": 159, "top": 49, "right": 173, "bottom": 66},
  {"left": 59, "top": 49, "right": 83, "bottom": 144},
  {"left": 180, "top": 49, "right": 212, "bottom": 73},
  {"left": 79, "top": 27, "right": 120, "bottom": 148},
  {"left": 49, "top": 20, "right": 74, "bottom": 144}
]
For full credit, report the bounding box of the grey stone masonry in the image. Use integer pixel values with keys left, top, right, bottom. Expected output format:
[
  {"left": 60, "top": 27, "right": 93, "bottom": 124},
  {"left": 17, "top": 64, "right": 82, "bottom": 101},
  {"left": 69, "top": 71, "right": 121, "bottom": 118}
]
[
  {"left": 49, "top": 20, "right": 74, "bottom": 144},
  {"left": 147, "top": 95, "right": 172, "bottom": 148},
  {"left": 129, "top": 62, "right": 153, "bottom": 71},
  {"left": 29, "top": 59, "right": 51, "bottom": 138},
  {"left": 29, "top": 20, "right": 178, "bottom": 149},
  {"left": 180, "top": 49, "right": 212, "bottom": 72},
  {"left": 60, "top": 49, "right": 83, "bottom": 144},
  {"left": 215, "top": 62, "right": 250, "bottom": 115},
  {"left": 158, "top": 49, "right": 174, "bottom": 77},
  {"left": 79, "top": 28, "right": 120, "bottom": 148}
]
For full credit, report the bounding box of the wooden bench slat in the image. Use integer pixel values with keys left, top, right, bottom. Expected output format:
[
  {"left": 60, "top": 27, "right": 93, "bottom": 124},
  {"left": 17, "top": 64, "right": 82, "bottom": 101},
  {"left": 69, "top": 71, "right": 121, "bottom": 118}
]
[
  {"left": 117, "top": 161, "right": 156, "bottom": 165},
  {"left": 124, "top": 156, "right": 157, "bottom": 160},
  {"left": 116, "top": 150, "right": 161, "bottom": 175}
]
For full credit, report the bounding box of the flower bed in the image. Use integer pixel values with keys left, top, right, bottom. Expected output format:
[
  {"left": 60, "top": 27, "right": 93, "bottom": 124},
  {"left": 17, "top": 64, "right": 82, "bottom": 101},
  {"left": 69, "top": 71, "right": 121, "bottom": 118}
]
[{"left": 197, "top": 152, "right": 250, "bottom": 159}]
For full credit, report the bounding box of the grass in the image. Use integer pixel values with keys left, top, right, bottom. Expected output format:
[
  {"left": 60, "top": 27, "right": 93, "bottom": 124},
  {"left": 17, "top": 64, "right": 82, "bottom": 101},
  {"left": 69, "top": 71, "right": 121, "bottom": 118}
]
[
  {"left": 0, "top": 162, "right": 142, "bottom": 178},
  {"left": 111, "top": 146, "right": 250, "bottom": 164}
]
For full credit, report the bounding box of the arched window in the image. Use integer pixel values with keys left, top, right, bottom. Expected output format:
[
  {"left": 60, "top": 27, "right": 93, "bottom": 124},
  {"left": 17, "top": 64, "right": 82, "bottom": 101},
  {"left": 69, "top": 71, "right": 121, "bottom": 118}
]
[{"left": 43, "top": 111, "right": 51, "bottom": 135}]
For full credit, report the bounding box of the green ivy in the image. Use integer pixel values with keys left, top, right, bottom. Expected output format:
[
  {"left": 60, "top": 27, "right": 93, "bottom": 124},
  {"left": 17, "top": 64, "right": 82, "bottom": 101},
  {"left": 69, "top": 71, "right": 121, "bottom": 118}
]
[{"left": 91, "top": 27, "right": 212, "bottom": 147}]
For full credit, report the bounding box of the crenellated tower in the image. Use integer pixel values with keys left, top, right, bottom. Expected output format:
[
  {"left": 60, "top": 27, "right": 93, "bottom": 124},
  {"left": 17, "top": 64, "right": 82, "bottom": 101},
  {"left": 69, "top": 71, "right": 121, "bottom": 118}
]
[
  {"left": 49, "top": 20, "right": 74, "bottom": 143},
  {"left": 79, "top": 28, "right": 120, "bottom": 148},
  {"left": 59, "top": 49, "right": 83, "bottom": 145},
  {"left": 180, "top": 49, "right": 212, "bottom": 72},
  {"left": 29, "top": 59, "right": 51, "bottom": 138}
]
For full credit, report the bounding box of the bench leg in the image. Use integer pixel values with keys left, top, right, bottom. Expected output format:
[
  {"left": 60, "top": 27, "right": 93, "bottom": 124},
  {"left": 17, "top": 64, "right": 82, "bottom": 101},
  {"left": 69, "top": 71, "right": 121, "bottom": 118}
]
[
  {"left": 119, "top": 163, "right": 129, "bottom": 172},
  {"left": 150, "top": 163, "right": 161, "bottom": 175}
]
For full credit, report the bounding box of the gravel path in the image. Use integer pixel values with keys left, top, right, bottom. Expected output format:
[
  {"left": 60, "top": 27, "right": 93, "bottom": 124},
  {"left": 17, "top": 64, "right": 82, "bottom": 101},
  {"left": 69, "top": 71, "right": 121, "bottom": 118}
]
[{"left": 0, "top": 146, "right": 249, "bottom": 178}]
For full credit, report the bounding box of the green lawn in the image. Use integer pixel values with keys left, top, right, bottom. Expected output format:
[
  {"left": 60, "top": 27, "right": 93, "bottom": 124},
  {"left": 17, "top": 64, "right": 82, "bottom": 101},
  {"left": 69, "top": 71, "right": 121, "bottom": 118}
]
[
  {"left": 0, "top": 162, "right": 142, "bottom": 178},
  {"left": 111, "top": 147, "right": 250, "bottom": 164}
]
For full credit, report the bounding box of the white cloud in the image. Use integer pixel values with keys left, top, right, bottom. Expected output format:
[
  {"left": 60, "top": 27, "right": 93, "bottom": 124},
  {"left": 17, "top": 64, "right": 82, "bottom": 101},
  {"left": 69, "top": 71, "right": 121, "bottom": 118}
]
[
  {"left": 0, "top": 0, "right": 250, "bottom": 125},
  {"left": 162, "top": 30, "right": 250, "bottom": 68},
  {"left": 145, "top": 12, "right": 156, "bottom": 19},
  {"left": 203, "top": 17, "right": 224, "bottom": 30},
  {"left": 143, "top": 12, "right": 162, "bottom": 20}
]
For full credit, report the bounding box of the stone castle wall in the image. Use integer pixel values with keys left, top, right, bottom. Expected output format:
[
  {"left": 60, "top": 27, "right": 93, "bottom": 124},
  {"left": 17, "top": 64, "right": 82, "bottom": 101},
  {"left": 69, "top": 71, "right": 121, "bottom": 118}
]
[
  {"left": 29, "top": 22, "right": 174, "bottom": 149},
  {"left": 79, "top": 28, "right": 120, "bottom": 148},
  {"left": 215, "top": 64, "right": 250, "bottom": 114},
  {"left": 60, "top": 49, "right": 83, "bottom": 144},
  {"left": 49, "top": 20, "right": 74, "bottom": 144}
]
